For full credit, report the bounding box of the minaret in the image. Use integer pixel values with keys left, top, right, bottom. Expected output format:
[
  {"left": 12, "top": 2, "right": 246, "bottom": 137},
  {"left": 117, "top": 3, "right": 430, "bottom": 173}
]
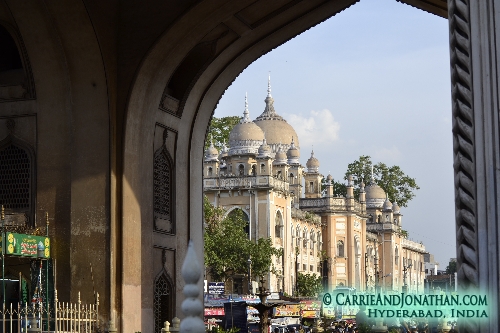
[
  {"left": 203, "top": 135, "right": 219, "bottom": 177},
  {"left": 359, "top": 181, "right": 366, "bottom": 214},
  {"left": 304, "top": 150, "right": 322, "bottom": 198}
]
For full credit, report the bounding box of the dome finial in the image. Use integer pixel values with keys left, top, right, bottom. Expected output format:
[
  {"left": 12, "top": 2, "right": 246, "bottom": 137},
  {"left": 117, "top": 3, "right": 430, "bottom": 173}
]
[
  {"left": 242, "top": 92, "right": 250, "bottom": 123},
  {"left": 370, "top": 164, "right": 375, "bottom": 183},
  {"left": 267, "top": 72, "right": 272, "bottom": 98}
]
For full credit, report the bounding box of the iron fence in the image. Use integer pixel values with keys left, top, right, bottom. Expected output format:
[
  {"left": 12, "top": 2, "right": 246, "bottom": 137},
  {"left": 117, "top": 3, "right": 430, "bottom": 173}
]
[{"left": 0, "top": 291, "right": 99, "bottom": 333}]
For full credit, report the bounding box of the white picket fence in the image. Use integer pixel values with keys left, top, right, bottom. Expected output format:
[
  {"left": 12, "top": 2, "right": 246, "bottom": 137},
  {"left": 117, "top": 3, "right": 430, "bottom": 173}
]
[{"left": 0, "top": 291, "right": 99, "bottom": 333}]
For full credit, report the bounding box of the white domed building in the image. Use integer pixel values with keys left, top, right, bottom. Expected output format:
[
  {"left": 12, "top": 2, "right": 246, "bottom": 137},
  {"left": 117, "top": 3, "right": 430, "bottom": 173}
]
[{"left": 203, "top": 79, "right": 426, "bottom": 297}]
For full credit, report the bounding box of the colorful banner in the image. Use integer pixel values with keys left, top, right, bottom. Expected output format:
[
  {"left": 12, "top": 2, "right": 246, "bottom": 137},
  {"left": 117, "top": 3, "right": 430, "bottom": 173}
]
[
  {"left": 2, "top": 233, "right": 50, "bottom": 258},
  {"left": 274, "top": 304, "right": 301, "bottom": 317},
  {"left": 205, "top": 307, "right": 225, "bottom": 316}
]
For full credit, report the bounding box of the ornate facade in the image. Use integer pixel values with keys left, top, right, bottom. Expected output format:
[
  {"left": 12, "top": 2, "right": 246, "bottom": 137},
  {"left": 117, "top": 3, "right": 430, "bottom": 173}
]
[{"left": 204, "top": 81, "right": 427, "bottom": 295}]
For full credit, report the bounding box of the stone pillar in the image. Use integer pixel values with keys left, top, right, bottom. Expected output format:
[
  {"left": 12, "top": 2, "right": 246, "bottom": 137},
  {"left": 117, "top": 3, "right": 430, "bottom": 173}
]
[{"left": 449, "top": 0, "right": 500, "bottom": 331}]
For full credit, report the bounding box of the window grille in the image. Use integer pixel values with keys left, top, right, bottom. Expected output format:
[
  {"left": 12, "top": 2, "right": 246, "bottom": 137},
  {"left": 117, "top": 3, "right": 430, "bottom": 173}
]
[
  {"left": 0, "top": 139, "right": 35, "bottom": 226},
  {"left": 153, "top": 148, "right": 174, "bottom": 233},
  {"left": 154, "top": 272, "right": 173, "bottom": 333}
]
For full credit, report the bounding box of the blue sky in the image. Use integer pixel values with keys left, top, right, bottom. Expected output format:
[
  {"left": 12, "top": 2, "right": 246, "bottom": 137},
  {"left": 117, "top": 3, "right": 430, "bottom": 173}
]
[{"left": 213, "top": 0, "right": 455, "bottom": 268}]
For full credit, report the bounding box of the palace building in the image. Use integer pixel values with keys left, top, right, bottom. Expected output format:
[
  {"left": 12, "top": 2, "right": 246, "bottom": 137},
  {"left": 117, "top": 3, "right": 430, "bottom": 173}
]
[{"left": 203, "top": 79, "right": 427, "bottom": 295}]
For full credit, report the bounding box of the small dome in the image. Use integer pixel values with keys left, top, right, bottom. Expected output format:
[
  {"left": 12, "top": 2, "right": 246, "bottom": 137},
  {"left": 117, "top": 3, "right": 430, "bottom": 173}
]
[
  {"left": 273, "top": 146, "right": 288, "bottom": 165},
  {"left": 306, "top": 150, "right": 320, "bottom": 172},
  {"left": 365, "top": 181, "right": 386, "bottom": 209},
  {"left": 204, "top": 140, "right": 219, "bottom": 162},
  {"left": 347, "top": 174, "right": 354, "bottom": 186},
  {"left": 392, "top": 201, "right": 401, "bottom": 214},
  {"left": 228, "top": 95, "right": 265, "bottom": 156},
  {"left": 383, "top": 198, "right": 393, "bottom": 211},
  {"left": 286, "top": 138, "right": 300, "bottom": 164},
  {"left": 258, "top": 139, "right": 272, "bottom": 158},
  {"left": 326, "top": 174, "right": 333, "bottom": 181}
]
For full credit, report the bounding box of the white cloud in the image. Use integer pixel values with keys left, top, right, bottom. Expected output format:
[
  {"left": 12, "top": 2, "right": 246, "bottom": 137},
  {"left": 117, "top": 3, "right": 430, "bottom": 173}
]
[
  {"left": 285, "top": 109, "right": 340, "bottom": 149},
  {"left": 373, "top": 146, "right": 401, "bottom": 163}
]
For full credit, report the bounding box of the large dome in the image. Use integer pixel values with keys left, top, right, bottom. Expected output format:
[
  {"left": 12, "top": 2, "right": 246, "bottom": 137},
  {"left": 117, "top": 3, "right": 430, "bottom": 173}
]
[{"left": 253, "top": 77, "right": 299, "bottom": 151}]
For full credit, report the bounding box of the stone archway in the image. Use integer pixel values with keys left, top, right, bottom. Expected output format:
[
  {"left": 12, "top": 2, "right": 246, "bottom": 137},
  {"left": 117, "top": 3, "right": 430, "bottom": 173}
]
[
  {"left": 122, "top": 1, "right": 493, "bottom": 332},
  {"left": 0, "top": 0, "right": 497, "bottom": 332}
]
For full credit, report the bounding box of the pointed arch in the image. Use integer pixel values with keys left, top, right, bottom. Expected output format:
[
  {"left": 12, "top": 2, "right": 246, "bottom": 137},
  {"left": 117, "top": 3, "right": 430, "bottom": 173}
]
[
  {"left": 153, "top": 270, "right": 175, "bottom": 333},
  {"left": 154, "top": 144, "right": 175, "bottom": 234}
]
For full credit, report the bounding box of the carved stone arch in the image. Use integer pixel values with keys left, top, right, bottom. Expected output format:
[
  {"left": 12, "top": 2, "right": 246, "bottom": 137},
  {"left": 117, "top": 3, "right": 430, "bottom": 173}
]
[
  {"left": 154, "top": 144, "right": 175, "bottom": 234},
  {"left": 0, "top": 20, "right": 35, "bottom": 101},
  {"left": 0, "top": 121, "right": 36, "bottom": 227},
  {"left": 121, "top": 0, "right": 450, "bottom": 330},
  {"left": 153, "top": 269, "right": 175, "bottom": 333},
  {"left": 225, "top": 206, "right": 250, "bottom": 237}
]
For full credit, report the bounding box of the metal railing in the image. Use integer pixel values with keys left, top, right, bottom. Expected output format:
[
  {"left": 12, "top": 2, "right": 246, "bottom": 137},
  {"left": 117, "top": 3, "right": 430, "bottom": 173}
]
[{"left": 0, "top": 291, "right": 99, "bottom": 333}]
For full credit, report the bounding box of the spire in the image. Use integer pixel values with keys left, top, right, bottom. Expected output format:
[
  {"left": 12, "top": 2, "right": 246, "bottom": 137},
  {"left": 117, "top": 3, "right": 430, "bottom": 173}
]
[
  {"left": 370, "top": 165, "right": 375, "bottom": 184},
  {"left": 242, "top": 92, "right": 250, "bottom": 123},
  {"left": 256, "top": 73, "right": 282, "bottom": 120},
  {"left": 267, "top": 72, "right": 272, "bottom": 98}
]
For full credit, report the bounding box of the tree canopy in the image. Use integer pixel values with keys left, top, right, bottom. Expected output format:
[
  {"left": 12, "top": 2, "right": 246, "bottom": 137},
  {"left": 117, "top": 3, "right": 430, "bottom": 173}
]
[
  {"left": 296, "top": 272, "right": 323, "bottom": 297},
  {"left": 205, "top": 116, "right": 241, "bottom": 151},
  {"left": 342, "top": 155, "right": 419, "bottom": 207},
  {"left": 203, "top": 196, "right": 282, "bottom": 282}
]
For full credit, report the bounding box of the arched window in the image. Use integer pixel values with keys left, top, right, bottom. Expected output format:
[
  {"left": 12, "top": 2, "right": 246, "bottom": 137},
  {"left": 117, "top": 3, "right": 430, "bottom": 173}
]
[
  {"left": 395, "top": 247, "right": 399, "bottom": 266},
  {"left": 261, "top": 164, "right": 265, "bottom": 173},
  {"left": 317, "top": 233, "right": 322, "bottom": 251},
  {"left": 238, "top": 164, "right": 245, "bottom": 176},
  {"left": 302, "top": 228, "right": 308, "bottom": 248},
  {"left": 337, "top": 240, "right": 344, "bottom": 257},
  {"left": 228, "top": 208, "right": 249, "bottom": 237},
  {"left": 208, "top": 167, "right": 213, "bottom": 177},
  {"left": 274, "top": 211, "right": 283, "bottom": 238},
  {"left": 296, "top": 225, "right": 301, "bottom": 246},
  {"left": 154, "top": 271, "right": 174, "bottom": 333},
  {"left": 154, "top": 141, "right": 174, "bottom": 234},
  {"left": 251, "top": 164, "right": 256, "bottom": 176},
  {"left": 310, "top": 230, "right": 315, "bottom": 249},
  {"left": 289, "top": 173, "right": 294, "bottom": 184},
  {"left": 309, "top": 181, "right": 314, "bottom": 192},
  {"left": 277, "top": 170, "right": 282, "bottom": 179}
]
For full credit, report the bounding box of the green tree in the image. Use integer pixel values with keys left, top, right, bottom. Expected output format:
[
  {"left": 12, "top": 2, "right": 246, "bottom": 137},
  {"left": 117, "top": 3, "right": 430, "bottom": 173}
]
[
  {"left": 296, "top": 272, "right": 323, "bottom": 297},
  {"left": 203, "top": 196, "right": 282, "bottom": 283},
  {"left": 445, "top": 260, "right": 457, "bottom": 275},
  {"left": 344, "top": 155, "right": 419, "bottom": 207},
  {"left": 204, "top": 197, "right": 250, "bottom": 281},
  {"left": 205, "top": 116, "right": 241, "bottom": 151}
]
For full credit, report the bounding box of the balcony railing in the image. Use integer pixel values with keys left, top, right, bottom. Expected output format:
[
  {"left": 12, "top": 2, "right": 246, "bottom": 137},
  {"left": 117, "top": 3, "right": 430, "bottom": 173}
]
[{"left": 203, "top": 175, "right": 289, "bottom": 192}]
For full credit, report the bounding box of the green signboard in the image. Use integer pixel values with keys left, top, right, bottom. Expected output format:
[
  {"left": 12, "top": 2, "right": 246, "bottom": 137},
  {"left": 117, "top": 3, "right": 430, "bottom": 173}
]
[{"left": 2, "top": 233, "right": 50, "bottom": 258}]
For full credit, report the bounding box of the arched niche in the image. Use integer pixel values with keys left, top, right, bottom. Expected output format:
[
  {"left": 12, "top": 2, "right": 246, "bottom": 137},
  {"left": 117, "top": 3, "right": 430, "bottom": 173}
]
[{"left": 0, "top": 21, "right": 35, "bottom": 101}]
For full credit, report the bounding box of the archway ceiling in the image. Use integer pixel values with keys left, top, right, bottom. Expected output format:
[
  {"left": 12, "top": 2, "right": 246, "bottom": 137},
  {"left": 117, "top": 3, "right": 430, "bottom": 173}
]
[{"left": 154, "top": 0, "right": 447, "bottom": 117}]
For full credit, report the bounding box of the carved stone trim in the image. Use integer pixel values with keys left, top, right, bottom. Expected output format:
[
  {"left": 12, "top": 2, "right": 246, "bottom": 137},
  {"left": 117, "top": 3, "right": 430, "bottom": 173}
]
[{"left": 449, "top": 0, "right": 478, "bottom": 303}]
